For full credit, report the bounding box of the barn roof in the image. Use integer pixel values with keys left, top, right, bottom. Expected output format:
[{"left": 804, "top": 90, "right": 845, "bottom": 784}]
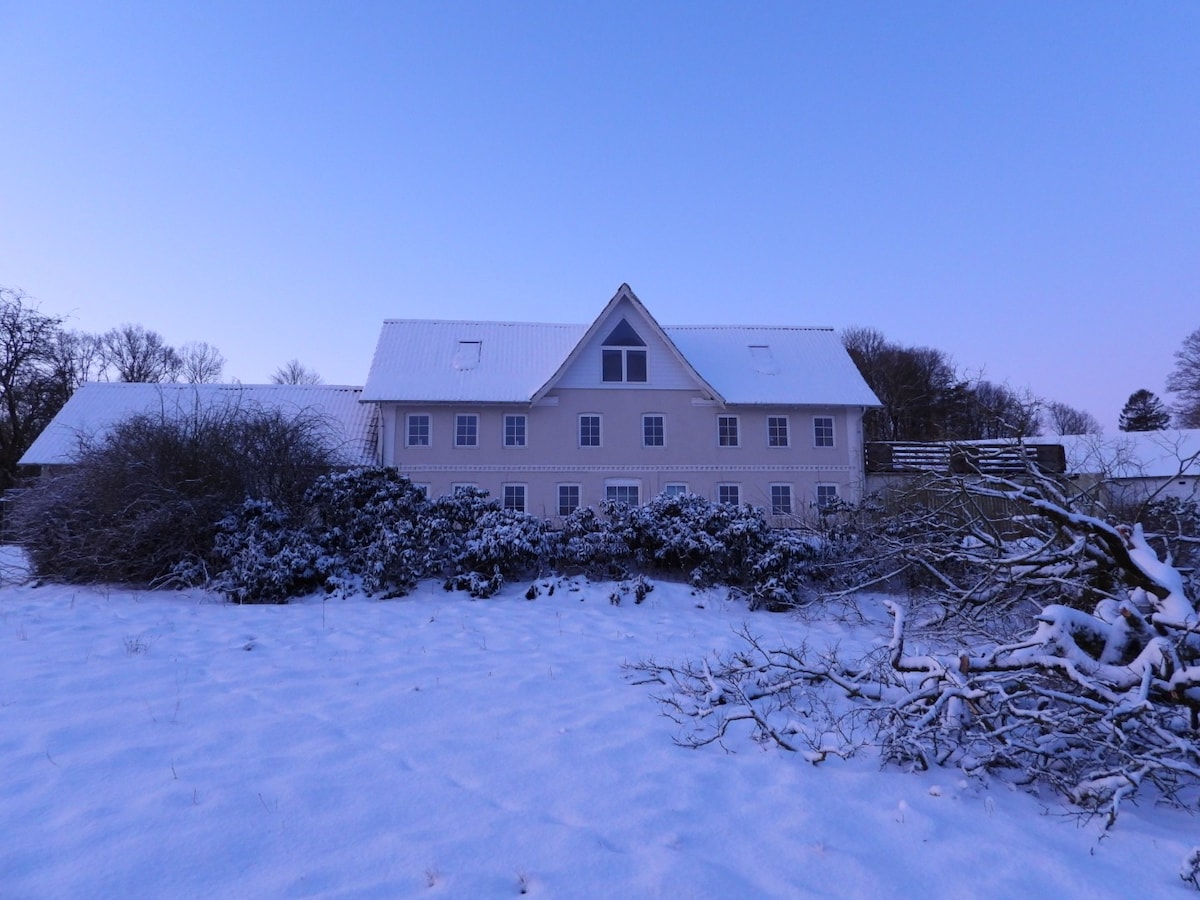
[{"left": 19, "top": 382, "right": 376, "bottom": 468}]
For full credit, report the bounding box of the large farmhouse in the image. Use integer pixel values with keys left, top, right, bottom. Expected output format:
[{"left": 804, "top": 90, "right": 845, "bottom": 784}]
[
  {"left": 19, "top": 285, "right": 880, "bottom": 522},
  {"left": 362, "top": 285, "right": 879, "bottom": 519}
]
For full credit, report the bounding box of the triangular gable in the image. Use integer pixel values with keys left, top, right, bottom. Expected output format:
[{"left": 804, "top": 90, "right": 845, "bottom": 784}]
[{"left": 532, "top": 284, "right": 724, "bottom": 403}]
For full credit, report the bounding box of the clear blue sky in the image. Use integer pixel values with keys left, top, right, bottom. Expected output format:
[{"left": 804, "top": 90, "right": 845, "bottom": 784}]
[{"left": 2, "top": 1, "right": 1196, "bottom": 430}]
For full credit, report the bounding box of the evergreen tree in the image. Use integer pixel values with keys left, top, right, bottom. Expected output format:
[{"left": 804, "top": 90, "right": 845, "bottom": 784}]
[{"left": 1118, "top": 389, "right": 1171, "bottom": 432}]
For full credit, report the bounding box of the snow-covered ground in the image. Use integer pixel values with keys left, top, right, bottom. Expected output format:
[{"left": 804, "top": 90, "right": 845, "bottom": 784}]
[{"left": 0, "top": 548, "right": 1192, "bottom": 898}]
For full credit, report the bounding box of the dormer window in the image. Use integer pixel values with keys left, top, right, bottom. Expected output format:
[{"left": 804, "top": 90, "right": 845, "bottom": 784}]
[{"left": 601, "top": 318, "right": 647, "bottom": 383}]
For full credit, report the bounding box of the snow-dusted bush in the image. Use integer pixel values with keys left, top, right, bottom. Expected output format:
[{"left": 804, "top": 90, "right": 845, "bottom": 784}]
[
  {"left": 552, "top": 505, "right": 633, "bottom": 577},
  {"left": 209, "top": 499, "right": 330, "bottom": 603},
  {"left": 305, "top": 468, "right": 451, "bottom": 597},
  {"left": 447, "top": 508, "right": 555, "bottom": 598},
  {"left": 13, "top": 406, "right": 334, "bottom": 586}
]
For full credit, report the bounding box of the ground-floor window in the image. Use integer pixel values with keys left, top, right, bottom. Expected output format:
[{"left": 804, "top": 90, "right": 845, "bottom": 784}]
[
  {"left": 770, "top": 484, "right": 792, "bottom": 515},
  {"left": 503, "top": 483, "right": 526, "bottom": 512},
  {"left": 558, "top": 484, "right": 581, "bottom": 516},
  {"left": 663, "top": 483, "right": 688, "bottom": 496},
  {"left": 717, "top": 483, "right": 740, "bottom": 505},
  {"left": 605, "top": 481, "right": 640, "bottom": 506},
  {"left": 815, "top": 483, "right": 839, "bottom": 510}
]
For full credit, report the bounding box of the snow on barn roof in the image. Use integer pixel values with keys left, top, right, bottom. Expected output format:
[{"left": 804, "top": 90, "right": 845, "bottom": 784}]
[
  {"left": 19, "top": 382, "right": 377, "bottom": 468},
  {"left": 363, "top": 288, "right": 879, "bottom": 407}
]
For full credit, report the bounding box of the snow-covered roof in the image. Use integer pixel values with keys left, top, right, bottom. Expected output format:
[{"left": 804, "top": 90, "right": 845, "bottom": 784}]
[
  {"left": 666, "top": 325, "right": 881, "bottom": 406},
  {"left": 19, "top": 382, "right": 377, "bottom": 468},
  {"left": 362, "top": 287, "right": 880, "bottom": 407},
  {"left": 1051, "top": 430, "right": 1200, "bottom": 480},
  {"left": 362, "top": 320, "right": 588, "bottom": 403}
]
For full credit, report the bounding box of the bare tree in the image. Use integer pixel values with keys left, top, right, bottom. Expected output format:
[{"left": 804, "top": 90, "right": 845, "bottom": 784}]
[
  {"left": 100, "top": 324, "right": 182, "bottom": 383},
  {"left": 178, "top": 341, "right": 226, "bottom": 383},
  {"left": 1044, "top": 400, "right": 1103, "bottom": 436},
  {"left": 0, "top": 288, "right": 67, "bottom": 487},
  {"left": 46, "top": 329, "right": 104, "bottom": 390},
  {"left": 1167, "top": 326, "right": 1200, "bottom": 428},
  {"left": 271, "top": 359, "right": 323, "bottom": 385}
]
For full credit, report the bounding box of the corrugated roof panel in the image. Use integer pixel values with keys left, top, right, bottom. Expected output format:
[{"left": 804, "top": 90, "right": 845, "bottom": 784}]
[
  {"left": 361, "top": 320, "right": 587, "bottom": 402},
  {"left": 20, "top": 382, "right": 377, "bottom": 468}
]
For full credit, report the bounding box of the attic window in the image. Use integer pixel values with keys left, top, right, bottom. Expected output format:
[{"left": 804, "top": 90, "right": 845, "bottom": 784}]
[
  {"left": 602, "top": 318, "right": 647, "bottom": 383},
  {"left": 749, "top": 345, "right": 778, "bottom": 375},
  {"left": 453, "top": 341, "right": 481, "bottom": 371}
]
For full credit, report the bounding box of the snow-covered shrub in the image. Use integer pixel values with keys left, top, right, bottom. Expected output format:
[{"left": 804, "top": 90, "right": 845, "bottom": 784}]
[
  {"left": 209, "top": 499, "right": 330, "bottom": 603},
  {"left": 305, "top": 468, "right": 450, "bottom": 597},
  {"left": 13, "top": 406, "right": 334, "bottom": 586},
  {"left": 603, "top": 492, "right": 775, "bottom": 586},
  {"left": 446, "top": 508, "right": 554, "bottom": 597},
  {"left": 552, "top": 505, "right": 632, "bottom": 577}
]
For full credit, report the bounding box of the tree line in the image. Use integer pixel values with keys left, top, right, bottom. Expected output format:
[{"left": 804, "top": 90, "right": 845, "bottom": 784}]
[
  {"left": 842, "top": 325, "right": 1200, "bottom": 441},
  {"left": 0, "top": 286, "right": 321, "bottom": 489}
]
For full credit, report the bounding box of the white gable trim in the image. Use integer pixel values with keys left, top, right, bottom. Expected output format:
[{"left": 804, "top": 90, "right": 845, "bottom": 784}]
[{"left": 531, "top": 284, "right": 725, "bottom": 404}]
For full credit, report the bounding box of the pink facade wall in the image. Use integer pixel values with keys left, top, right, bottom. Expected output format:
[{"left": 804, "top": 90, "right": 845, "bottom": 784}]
[{"left": 378, "top": 388, "right": 867, "bottom": 520}]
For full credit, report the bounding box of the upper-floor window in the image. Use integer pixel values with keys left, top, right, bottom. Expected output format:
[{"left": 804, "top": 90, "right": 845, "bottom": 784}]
[
  {"left": 406, "top": 414, "right": 431, "bottom": 447},
  {"left": 642, "top": 414, "right": 664, "bottom": 447},
  {"left": 579, "top": 414, "right": 601, "bottom": 447},
  {"left": 814, "top": 416, "right": 835, "bottom": 448},
  {"left": 601, "top": 318, "right": 647, "bottom": 383},
  {"left": 504, "top": 414, "right": 527, "bottom": 447},
  {"left": 767, "top": 416, "right": 789, "bottom": 448},
  {"left": 455, "top": 414, "right": 478, "bottom": 447},
  {"left": 718, "top": 415, "right": 739, "bottom": 447}
]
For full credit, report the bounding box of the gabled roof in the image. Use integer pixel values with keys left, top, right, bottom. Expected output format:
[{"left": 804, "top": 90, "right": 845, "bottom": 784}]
[
  {"left": 363, "top": 285, "right": 881, "bottom": 407},
  {"left": 530, "top": 284, "right": 721, "bottom": 403},
  {"left": 19, "top": 382, "right": 377, "bottom": 468}
]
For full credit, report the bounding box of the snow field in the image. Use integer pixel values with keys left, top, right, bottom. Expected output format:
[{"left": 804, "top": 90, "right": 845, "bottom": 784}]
[{"left": 0, "top": 566, "right": 1192, "bottom": 898}]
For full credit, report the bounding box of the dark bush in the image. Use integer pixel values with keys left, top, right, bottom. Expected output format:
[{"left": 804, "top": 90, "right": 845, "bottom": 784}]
[{"left": 14, "top": 405, "right": 335, "bottom": 585}]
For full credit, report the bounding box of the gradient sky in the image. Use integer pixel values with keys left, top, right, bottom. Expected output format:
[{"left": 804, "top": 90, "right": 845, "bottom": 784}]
[{"left": 2, "top": 2, "right": 1197, "bottom": 430}]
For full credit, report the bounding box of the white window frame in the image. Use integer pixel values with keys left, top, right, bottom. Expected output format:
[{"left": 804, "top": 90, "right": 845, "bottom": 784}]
[
  {"left": 642, "top": 414, "right": 665, "bottom": 448},
  {"left": 813, "top": 416, "right": 835, "bottom": 448},
  {"left": 815, "top": 483, "right": 839, "bottom": 510},
  {"left": 502, "top": 483, "right": 527, "bottom": 513},
  {"left": 602, "top": 346, "right": 648, "bottom": 383},
  {"left": 404, "top": 413, "right": 432, "bottom": 448},
  {"left": 717, "top": 415, "right": 740, "bottom": 448},
  {"left": 769, "top": 483, "right": 793, "bottom": 515},
  {"left": 767, "top": 415, "right": 789, "bottom": 448},
  {"left": 503, "top": 414, "right": 527, "bottom": 448},
  {"left": 455, "top": 413, "right": 479, "bottom": 448},
  {"left": 604, "top": 479, "right": 641, "bottom": 506},
  {"left": 717, "top": 483, "right": 741, "bottom": 506},
  {"left": 579, "top": 413, "right": 602, "bottom": 448},
  {"left": 557, "top": 483, "right": 582, "bottom": 517}
]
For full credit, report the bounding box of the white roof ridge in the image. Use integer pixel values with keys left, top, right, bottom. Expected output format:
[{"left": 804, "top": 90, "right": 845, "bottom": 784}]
[
  {"left": 380, "top": 318, "right": 584, "bottom": 328},
  {"left": 668, "top": 324, "right": 836, "bottom": 332}
]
